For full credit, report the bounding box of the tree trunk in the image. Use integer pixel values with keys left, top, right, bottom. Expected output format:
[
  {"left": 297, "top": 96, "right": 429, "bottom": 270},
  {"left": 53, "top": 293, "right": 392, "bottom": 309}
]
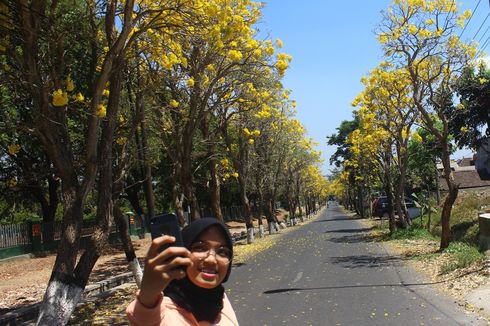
[
  {"left": 125, "top": 183, "right": 146, "bottom": 235},
  {"left": 136, "top": 70, "right": 155, "bottom": 222},
  {"left": 396, "top": 141, "right": 412, "bottom": 227},
  {"left": 439, "top": 148, "right": 459, "bottom": 249},
  {"left": 113, "top": 204, "right": 142, "bottom": 287},
  {"left": 36, "top": 190, "right": 84, "bottom": 326},
  {"left": 394, "top": 192, "right": 408, "bottom": 229},
  {"left": 29, "top": 175, "right": 59, "bottom": 243},
  {"left": 170, "top": 173, "right": 186, "bottom": 226},
  {"left": 201, "top": 116, "right": 223, "bottom": 221},
  {"left": 382, "top": 153, "right": 397, "bottom": 234},
  {"left": 434, "top": 160, "right": 441, "bottom": 205},
  {"left": 238, "top": 175, "right": 254, "bottom": 243},
  {"left": 38, "top": 57, "right": 124, "bottom": 324},
  {"left": 181, "top": 134, "right": 200, "bottom": 221},
  {"left": 208, "top": 158, "right": 223, "bottom": 221}
]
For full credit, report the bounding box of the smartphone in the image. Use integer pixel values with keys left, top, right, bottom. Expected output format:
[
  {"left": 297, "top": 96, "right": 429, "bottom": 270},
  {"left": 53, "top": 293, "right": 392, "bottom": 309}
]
[{"left": 150, "top": 213, "right": 184, "bottom": 252}]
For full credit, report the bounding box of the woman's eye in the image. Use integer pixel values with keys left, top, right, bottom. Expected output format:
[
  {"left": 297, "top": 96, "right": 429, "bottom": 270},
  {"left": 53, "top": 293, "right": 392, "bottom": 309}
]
[
  {"left": 217, "top": 248, "right": 231, "bottom": 258},
  {"left": 192, "top": 246, "right": 208, "bottom": 253}
]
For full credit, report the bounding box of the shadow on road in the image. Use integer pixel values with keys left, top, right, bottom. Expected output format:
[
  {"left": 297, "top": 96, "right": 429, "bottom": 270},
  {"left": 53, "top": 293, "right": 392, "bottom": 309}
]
[
  {"left": 328, "top": 254, "right": 404, "bottom": 269},
  {"left": 327, "top": 233, "right": 377, "bottom": 244},
  {"left": 324, "top": 227, "right": 375, "bottom": 234},
  {"left": 314, "top": 215, "right": 364, "bottom": 222},
  {"left": 262, "top": 279, "right": 448, "bottom": 295}
]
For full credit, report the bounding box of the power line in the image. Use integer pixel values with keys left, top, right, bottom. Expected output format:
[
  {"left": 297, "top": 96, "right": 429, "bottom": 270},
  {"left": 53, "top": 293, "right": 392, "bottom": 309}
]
[
  {"left": 459, "top": 0, "right": 483, "bottom": 39},
  {"left": 477, "top": 31, "right": 490, "bottom": 57},
  {"left": 477, "top": 22, "right": 490, "bottom": 44},
  {"left": 472, "top": 12, "right": 490, "bottom": 40}
]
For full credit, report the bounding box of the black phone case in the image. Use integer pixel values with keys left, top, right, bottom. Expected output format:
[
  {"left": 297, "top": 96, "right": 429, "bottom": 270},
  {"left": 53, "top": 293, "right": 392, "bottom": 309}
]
[{"left": 150, "top": 213, "right": 184, "bottom": 252}]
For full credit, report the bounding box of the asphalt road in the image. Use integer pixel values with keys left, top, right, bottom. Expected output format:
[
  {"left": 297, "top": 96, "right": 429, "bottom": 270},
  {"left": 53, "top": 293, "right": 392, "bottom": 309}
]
[{"left": 228, "top": 204, "right": 486, "bottom": 326}]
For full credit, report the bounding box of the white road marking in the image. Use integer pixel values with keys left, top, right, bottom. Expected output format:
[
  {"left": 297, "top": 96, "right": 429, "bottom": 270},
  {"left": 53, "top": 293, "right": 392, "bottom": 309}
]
[{"left": 293, "top": 271, "right": 303, "bottom": 283}]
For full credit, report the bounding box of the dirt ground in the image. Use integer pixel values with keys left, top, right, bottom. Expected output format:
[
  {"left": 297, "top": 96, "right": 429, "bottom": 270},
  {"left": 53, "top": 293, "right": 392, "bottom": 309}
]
[
  {"left": 360, "top": 216, "right": 490, "bottom": 320},
  {"left": 0, "top": 238, "right": 149, "bottom": 314},
  {"left": 0, "top": 220, "right": 265, "bottom": 314}
]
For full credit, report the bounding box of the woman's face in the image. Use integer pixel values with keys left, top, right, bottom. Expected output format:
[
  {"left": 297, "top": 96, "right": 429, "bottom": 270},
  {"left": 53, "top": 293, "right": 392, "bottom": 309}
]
[{"left": 186, "top": 226, "right": 231, "bottom": 289}]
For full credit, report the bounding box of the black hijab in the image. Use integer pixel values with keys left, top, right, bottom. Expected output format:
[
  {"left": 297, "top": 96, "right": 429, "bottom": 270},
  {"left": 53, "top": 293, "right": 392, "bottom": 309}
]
[{"left": 164, "top": 218, "right": 234, "bottom": 323}]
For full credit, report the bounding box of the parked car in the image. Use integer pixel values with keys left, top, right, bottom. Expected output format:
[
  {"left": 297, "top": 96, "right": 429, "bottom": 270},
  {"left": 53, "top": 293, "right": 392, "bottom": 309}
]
[{"left": 372, "top": 196, "right": 421, "bottom": 219}]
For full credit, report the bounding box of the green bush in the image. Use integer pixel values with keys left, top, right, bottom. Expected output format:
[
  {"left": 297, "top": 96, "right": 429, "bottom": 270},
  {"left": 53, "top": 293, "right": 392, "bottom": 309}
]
[
  {"left": 424, "top": 192, "right": 485, "bottom": 246},
  {"left": 389, "top": 226, "right": 437, "bottom": 241},
  {"left": 440, "top": 242, "right": 484, "bottom": 274}
]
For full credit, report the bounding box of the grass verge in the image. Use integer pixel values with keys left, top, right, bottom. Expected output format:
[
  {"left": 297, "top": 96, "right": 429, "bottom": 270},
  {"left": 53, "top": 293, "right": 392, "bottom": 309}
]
[{"left": 440, "top": 242, "right": 485, "bottom": 274}]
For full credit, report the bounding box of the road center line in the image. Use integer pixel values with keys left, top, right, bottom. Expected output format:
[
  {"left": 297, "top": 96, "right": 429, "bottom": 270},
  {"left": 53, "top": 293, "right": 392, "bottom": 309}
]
[{"left": 292, "top": 272, "right": 303, "bottom": 283}]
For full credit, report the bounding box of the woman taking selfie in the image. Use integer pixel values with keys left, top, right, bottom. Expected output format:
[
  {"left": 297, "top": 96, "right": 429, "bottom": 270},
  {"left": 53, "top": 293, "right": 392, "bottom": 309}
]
[{"left": 126, "top": 218, "right": 239, "bottom": 325}]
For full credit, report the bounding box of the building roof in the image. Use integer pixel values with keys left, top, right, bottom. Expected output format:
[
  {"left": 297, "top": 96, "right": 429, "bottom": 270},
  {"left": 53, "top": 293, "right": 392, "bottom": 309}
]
[
  {"left": 436, "top": 160, "right": 459, "bottom": 171},
  {"left": 458, "top": 156, "right": 475, "bottom": 167},
  {"left": 439, "top": 168, "right": 490, "bottom": 190}
]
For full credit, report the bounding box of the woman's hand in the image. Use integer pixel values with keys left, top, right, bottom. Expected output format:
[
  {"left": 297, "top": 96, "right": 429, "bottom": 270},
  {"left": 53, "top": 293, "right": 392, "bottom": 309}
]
[{"left": 138, "top": 235, "right": 193, "bottom": 308}]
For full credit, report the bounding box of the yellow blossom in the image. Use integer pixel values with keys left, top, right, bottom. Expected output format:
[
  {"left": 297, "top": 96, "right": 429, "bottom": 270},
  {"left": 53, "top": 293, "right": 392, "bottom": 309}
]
[
  {"left": 456, "top": 103, "right": 465, "bottom": 110},
  {"left": 227, "top": 49, "right": 243, "bottom": 62},
  {"left": 412, "top": 133, "right": 423, "bottom": 142},
  {"left": 479, "top": 77, "right": 487, "bottom": 84},
  {"left": 275, "top": 59, "right": 288, "bottom": 74},
  {"left": 116, "top": 137, "right": 127, "bottom": 145},
  {"left": 66, "top": 76, "right": 75, "bottom": 92},
  {"left": 96, "top": 104, "right": 107, "bottom": 118},
  {"left": 378, "top": 33, "right": 388, "bottom": 44},
  {"left": 169, "top": 99, "right": 179, "bottom": 108},
  {"left": 408, "top": 25, "right": 418, "bottom": 35},
  {"left": 72, "top": 92, "right": 85, "bottom": 102},
  {"left": 248, "top": 138, "right": 254, "bottom": 145},
  {"left": 265, "top": 45, "right": 274, "bottom": 56},
  {"left": 8, "top": 144, "right": 20, "bottom": 155},
  {"left": 401, "top": 128, "right": 411, "bottom": 139},
  {"left": 187, "top": 78, "right": 195, "bottom": 87},
  {"left": 102, "top": 89, "right": 110, "bottom": 97},
  {"left": 52, "top": 89, "right": 68, "bottom": 107},
  {"left": 276, "top": 38, "right": 283, "bottom": 48},
  {"left": 232, "top": 172, "right": 239, "bottom": 178},
  {"left": 460, "top": 126, "right": 469, "bottom": 133}
]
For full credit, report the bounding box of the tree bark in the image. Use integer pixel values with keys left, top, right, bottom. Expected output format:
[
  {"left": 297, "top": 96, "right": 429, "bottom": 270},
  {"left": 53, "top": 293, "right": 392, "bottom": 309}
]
[
  {"left": 200, "top": 116, "right": 223, "bottom": 221},
  {"left": 439, "top": 145, "right": 459, "bottom": 249},
  {"left": 136, "top": 68, "right": 156, "bottom": 222},
  {"left": 113, "top": 204, "right": 142, "bottom": 287},
  {"left": 382, "top": 152, "right": 397, "bottom": 234}
]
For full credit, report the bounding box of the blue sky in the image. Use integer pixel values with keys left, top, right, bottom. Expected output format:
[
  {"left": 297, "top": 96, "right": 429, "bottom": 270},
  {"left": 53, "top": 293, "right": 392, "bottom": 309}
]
[{"left": 259, "top": 0, "right": 485, "bottom": 175}]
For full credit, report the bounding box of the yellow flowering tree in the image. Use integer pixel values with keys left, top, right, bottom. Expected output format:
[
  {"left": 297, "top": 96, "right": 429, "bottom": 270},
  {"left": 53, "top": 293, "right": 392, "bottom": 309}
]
[
  {"left": 145, "top": 0, "right": 285, "bottom": 222},
  {"left": 1, "top": 0, "right": 199, "bottom": 322},
  {"left": 378, "top": 0, "right": 477, "bottom": 248},
  {"left": 345, "top": 111, "right": 384, "bottom": 219},
  {"left": 353, "top": 65, "right": 417, "bottom": 230}
]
